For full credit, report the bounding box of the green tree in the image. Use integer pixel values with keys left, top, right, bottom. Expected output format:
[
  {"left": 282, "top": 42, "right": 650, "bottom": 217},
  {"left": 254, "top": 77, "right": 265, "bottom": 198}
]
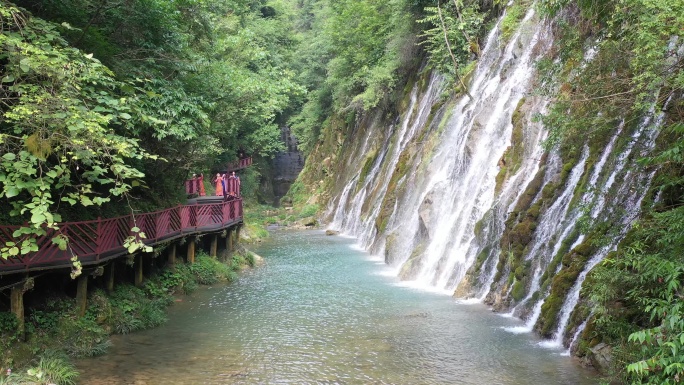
[{"left": 0, "top": 2, "right": 156, "bottom": 259}]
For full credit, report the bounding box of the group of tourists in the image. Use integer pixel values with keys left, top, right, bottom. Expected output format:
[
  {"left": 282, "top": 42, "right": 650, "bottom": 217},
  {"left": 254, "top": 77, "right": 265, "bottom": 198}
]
[
  {"left": 214, "top": 171, "right": 241, "bottom": 200},
  {"left": 186, "top": 171, "right": 241, "bottom": 200}
]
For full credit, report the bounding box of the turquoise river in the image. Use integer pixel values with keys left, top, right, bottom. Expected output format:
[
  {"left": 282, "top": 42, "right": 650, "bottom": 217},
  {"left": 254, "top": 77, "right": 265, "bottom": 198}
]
[{"left": 76, "top": 230, "right": 598, "bottom": 384}]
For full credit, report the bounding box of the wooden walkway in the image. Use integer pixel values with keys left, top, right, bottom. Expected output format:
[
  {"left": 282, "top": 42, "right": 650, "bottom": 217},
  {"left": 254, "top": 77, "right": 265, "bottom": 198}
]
[{"left": 0, "top": 199, "right": 243, "bottom": 276}]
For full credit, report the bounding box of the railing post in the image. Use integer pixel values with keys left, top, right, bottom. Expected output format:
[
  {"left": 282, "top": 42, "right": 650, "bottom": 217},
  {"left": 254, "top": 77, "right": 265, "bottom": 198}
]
[
  {"left": 193, "top": 202, "right": 198, "bottom": 231},
  {"left": 153, "top": 212, "right": 159, "bottom": 242},
  {"left": 180, "top": 204, "right": 189, "bottom": 231},
  {"left": 95, "top": 217, "right": 102, "bottom": 261},
  {"left": 223, "top": 201, "right": 228, "bottom": 225},
  {"left": 178, "top": 204, "right": 183, "bottom": 232}
]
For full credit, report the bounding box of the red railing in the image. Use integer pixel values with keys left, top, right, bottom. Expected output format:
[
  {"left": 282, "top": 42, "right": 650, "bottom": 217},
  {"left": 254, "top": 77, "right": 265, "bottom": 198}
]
[
  {"left": 187, "top": 175, "right": 241, "bottom": 197},
  {"left": 185, "top": 176, "right": 205, "bottom": 196},
  {"left": 0, "top": 199, "right": 243, "bottom": 275},
  {"left": 226, "top": 157, "right": 252, "bottom": 172}
]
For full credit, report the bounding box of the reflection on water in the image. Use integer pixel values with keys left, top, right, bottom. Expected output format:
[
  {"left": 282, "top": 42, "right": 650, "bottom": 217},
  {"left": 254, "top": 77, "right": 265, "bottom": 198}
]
[{"left": 76, "top": 230, "right": 597, "bottom": 384}]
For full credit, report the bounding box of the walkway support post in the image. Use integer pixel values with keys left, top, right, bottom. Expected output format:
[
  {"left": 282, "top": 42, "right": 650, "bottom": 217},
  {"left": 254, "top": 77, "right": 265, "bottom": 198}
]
[
  {"left": 105, "top": 262, "right": 115, "bottom": 293},
  {"left": 135, "top": 254, "right": 144, "bottom": 287},
  {"left": 236, "top": 225, "right": 242, "bottom": 246},
  {"left": 210, "top": 234, "right": 218, "bottom": 258},
  {"left": 187, "top": 237, "right": 196, "bottom": 264},
  {"left": 10, "top": 285, "right": 25, "bottom": 340},
  {"left": 227, "top": 228, "right": 234, "bottom": 252},
  {"left": 76, "top": 274, "right": 88, "bottom": 317},
  {"left": 168, "top": 243, "right": 177, "bottom": 270}
]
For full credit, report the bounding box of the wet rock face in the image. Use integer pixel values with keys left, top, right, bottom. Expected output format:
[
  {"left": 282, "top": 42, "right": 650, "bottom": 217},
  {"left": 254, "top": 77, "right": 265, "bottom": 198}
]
[
  {"left": 273, "top": 126, "right": 305, "bottom": 203},
  {"left": 418, "top": 193, "right": 434, "bottom": 240},
  {"left": 588, "top": 343, "right": 613, "bottom": 374}
]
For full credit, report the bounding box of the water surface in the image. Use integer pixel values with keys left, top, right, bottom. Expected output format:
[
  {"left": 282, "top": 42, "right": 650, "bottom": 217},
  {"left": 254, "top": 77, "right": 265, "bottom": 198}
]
[{"left": 77, "top": 230, "right": 597, "bottom": 384}]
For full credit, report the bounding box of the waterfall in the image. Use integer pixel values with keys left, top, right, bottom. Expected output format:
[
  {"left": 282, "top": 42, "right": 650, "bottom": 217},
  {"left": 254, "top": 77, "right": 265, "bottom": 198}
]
[
  {"left": 540, "top": 103, "right": 666, "bottom": 347},
  {"left": 326, "top": 73, "right": 444, "bottom": 247},
  {"left": 319, "top": 0, "right": 666, "bottom": 353},
  {"left": 326, "top": 8, "right": 558, "bottom": 290}
]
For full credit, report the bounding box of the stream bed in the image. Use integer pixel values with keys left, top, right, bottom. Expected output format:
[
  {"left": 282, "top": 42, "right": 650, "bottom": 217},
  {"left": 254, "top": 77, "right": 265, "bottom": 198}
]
[{"left": 76, "top": 230, "right": 597, "bottom": 384}]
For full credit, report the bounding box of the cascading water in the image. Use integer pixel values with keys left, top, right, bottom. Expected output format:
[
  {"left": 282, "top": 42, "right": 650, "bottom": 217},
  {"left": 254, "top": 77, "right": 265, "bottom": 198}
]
[
  {"left": 540, "top": 103, "right": 667, "bottom": 347},
  {"left": 327, "top": 73, "right": 444, "bottom": 249},
  {"left": 321, "top": 0, "right": 664, "bottom": 354},
  {"left": 327, "top": 9, "right": 556, "bottom": 291}
]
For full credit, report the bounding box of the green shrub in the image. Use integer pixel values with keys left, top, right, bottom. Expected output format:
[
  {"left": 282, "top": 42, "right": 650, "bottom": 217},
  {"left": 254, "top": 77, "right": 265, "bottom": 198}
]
[
  {"left": 0, "top": 351, "right": 78, "bottom": 385},
  {"left": 57, "top": 317, "right": 111, "bottom": 357},
  {"left": 34, "top": 351, "right": 79, "bottom": 385},
  {"left": 511, "top": 280, "right": 526, "bottom": 302},
  {"left": 229, "top": 254, "right": 246, "bottom": 271},
  {"left": 190, "top": 253, "right": 231, "bottom": 284},
  {"left": 0, "top": 311, "right": 19, "bottom": 337},
  {"left": 108, "top": 285, "right": 168, "bottom": 335},
  {"left": 299, "top": 204, "right": 319, "bottom": 218},
  {"left": 500, "top": 3, "right": 526, "bottom": 42},
  {"left": 245, "top": 252, "right": 256, "bottom": 267}
]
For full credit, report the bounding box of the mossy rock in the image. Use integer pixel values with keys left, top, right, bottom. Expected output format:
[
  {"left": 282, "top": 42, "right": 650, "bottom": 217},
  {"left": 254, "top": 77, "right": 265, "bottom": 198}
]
[
  {"left": 509, "top": 220, "right": 536, "bottom": 246},
  {"left": 473, "top": 246, "right": 491, "bottom": 273},
  {"left": 514, "top": 265, "right": 526, "bottom": 281},
  {"left": 513, "top": 165, "right": 546, "bottom": 213},
  {"left": 494, "top": 164, "right": 509, "bottom": 195},
  {"left": 541, "top": 181, "right": 558, "bottom": 200},
  {"left": 537, "top": 293, "right": 564, "bottom": 337},
  {"left": 506, "top": 272, "right": 515, "bottom": 286},
  {"left": 526, "top": 201, "right": 542, "bottom": 219},
  {"left": 358, "top": 148, "right": 379, "bottom": 187},
  {"left": 511, "top": 280, "right": 526, "bottom": 302}
]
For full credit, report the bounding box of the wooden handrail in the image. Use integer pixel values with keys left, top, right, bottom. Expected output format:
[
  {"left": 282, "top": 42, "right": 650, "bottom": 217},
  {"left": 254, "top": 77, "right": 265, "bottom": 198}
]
[{"left": 0, "top": 199, "right": 243, "bottom": 274}]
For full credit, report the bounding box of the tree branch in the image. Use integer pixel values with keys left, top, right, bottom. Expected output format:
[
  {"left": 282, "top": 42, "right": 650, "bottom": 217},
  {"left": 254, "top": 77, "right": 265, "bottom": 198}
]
[{"left": 437, "top": 1, "right": 472, "bottom": 100}]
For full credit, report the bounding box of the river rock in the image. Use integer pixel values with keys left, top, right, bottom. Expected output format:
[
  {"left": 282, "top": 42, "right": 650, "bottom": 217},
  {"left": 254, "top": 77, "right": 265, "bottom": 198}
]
[
  {"left": 418, "top": 192, "right": 434, "bottom": 240},
  {"left": 589, "top": 342, "right": 613, "bottom": 374},
  {"left": 325, "top": 230, "right": 340, "bottom": 236},
  {"left": 453, "top": 274, "right": 473, "bottom": 298}
]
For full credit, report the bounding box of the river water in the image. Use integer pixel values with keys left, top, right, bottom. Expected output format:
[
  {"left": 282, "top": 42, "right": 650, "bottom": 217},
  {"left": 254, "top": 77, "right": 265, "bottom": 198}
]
[{"left": 76, "top": 230, "right": 597, "bottom": 384}]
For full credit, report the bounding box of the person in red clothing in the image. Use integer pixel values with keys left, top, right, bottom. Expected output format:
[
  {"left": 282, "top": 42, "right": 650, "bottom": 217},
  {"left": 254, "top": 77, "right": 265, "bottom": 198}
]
[
  {"left": 214, "top": 173, "right": 224, "bottom": 196},
  {"left": 198, "top": 173, "right": 206, "bottom": 196},
  {"left": 229, "top": 171, "right": 241, "bottom": 196}
]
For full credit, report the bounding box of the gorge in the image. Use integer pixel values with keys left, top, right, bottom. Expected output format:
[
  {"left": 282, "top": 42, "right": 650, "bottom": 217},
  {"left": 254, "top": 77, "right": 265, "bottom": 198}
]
[
  {"left": 290, "top": 1, "right": 683, "bottom": 380},
  {"left": 1, "top": 0, "right": 682, "bottom": 383}
]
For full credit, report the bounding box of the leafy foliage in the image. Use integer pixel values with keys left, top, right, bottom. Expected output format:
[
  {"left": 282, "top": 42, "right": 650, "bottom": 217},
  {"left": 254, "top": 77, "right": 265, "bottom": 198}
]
[
  {"left": 534, "top": 0, "right": 684, "bottom": 382},
  {"left": 289, "top": 0, "right": 422, "bottom": 154},
  {"left": 0, "top": 351, "right": 78, "bottom": 385},
  {"left": 0, "top": 2, "right": 156, "bottom": 259},
  {"left": 0, "top": 0, "right": 307, "bottom": 261},
  {"left": 190, "top": 253, "right": 232, "bottom": 285},
  {"left": 418, "top": 0, "right": 484, "bottom": 82}
]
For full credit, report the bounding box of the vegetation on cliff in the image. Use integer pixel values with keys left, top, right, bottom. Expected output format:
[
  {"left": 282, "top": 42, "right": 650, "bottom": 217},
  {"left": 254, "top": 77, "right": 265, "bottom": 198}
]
[
  {"left": 290, "top": 0, "right": 683, "bottom": 383},
  {"left": 531, "top": 0, "right": 684, "bottom": 383}
]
